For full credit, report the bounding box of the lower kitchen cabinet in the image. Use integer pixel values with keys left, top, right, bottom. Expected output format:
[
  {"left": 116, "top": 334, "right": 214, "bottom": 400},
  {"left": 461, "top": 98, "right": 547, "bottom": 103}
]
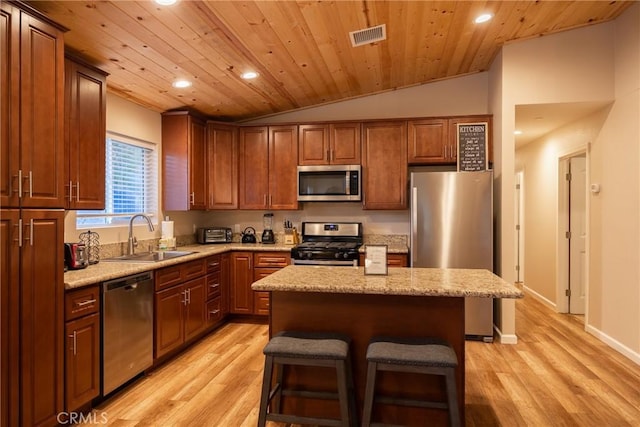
[
  {"left": 205, "top": 254, "right": 228, "bottom": 327},
  {"left": 155, "top": 277, "right": 207, "bottom": 359},
  {"left": 64, "top": 285, "right": 100, "bottom": 413},
  {"left": 154, "top": 259, "right": 209, "bottom": 360},
  {"left": 231, "top": 251, "right": 291, "bottom": 316}
]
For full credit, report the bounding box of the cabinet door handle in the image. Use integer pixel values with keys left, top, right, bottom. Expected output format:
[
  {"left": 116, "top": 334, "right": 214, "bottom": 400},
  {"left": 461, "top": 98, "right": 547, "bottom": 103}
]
[
  {"left": 68, "top": 180, "right": 74, "bottom": 202},
  {"left": 269, "top": 194, "right": 273, "bottom": 206},
  {"left": 187, "top": 288, "right": 191, "bottom": 304},
  {"left": 263, "top": 194, "right": 267, "bottom": 206},
  {"left": 208, "top": 262, "right": 220, "bottom": 268},
  {"left": 209, "top": 283, "right": 220, "bottom": 289},
  {"left": 23, "top": 219, "right": 33, "bottom": 246},
  {"left": 326, "top": 150, "right": 330, "bottom": 161},
  {"left": 76, "top": 181, "right": 80, "bottom": 202},
  {"left": 15, "top": 170, "right": 23, "bottom": 198},
  {"left": 209, "top": 309, "right": 220, "bottom": 315},
  {"left": 181, "top": 290, "right": 187, "bottom": 305},
  {"left": 69, "top": 331, "right": 77, "bottom": 356},
  {"left": 26, "top": 171, "right": 32, "bottom": 198},
  {"left": 13, "top": 220, "right": 22, "bottom": 247},
  {"left": 76, "top": 299, "right": 96, "bottom": 307}
]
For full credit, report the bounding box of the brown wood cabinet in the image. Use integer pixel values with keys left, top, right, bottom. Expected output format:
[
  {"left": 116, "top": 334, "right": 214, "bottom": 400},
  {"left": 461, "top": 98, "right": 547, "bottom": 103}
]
[
  {"left": 204, "top": 254, "right": 228, "bottom": 326},
  {"left": 362, "top": 121, "right": 408, "bottom": 209},
  {"left": 359, "top": 253, "right": 408, "bottom": 267},
  {"left": 0, "top": 208, "right": 65, "bottom": 427},
  {"left": 162, "top": 111, "right": 207, "bottom": 210},
  {"left": 298, "top": 122, "right": 361, "bottom": 165},
  {"left": 230, "top": 251, "right": 254, "bottom": 314},
  {"left": 238, "top": 126, "right": 298, "bottom": 210},
  {"left": 64, "top": 285, "right": 100, "bottom": 413},
  {"left": 206, "top": 122, "right": 238, "bottom": 209},
  {"left": 64, "top": 56, "right": 107, "bottom": 209},
  {"left": 154, "top": 259, "right": 209, "bottom": 359},
  {"left": 230, "top": 251, "right": 290, "bottom": 315},
  {"left": 1, "top": 2, "right": 66, "bottom": 209},
  {"left": 408, "top": 118, "right": 452, "bottom": 164}
]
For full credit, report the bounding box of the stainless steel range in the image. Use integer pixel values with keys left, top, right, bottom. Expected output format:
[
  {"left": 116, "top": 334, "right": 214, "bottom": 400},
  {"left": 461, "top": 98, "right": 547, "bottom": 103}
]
[{"left": 291, "top": 222, "right": 362, "bottom": 266}]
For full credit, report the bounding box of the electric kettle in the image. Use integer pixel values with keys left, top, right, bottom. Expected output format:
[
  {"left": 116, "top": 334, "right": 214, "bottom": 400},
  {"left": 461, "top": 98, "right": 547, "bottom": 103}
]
[{"left": 241, "top": 226, "right": 257, "bottom": 244}]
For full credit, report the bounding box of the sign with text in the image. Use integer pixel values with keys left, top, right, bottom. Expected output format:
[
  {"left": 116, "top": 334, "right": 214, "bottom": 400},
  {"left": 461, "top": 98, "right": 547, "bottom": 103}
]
[{"left": 457, "top": 122, "right": 488, "bottom": 171}]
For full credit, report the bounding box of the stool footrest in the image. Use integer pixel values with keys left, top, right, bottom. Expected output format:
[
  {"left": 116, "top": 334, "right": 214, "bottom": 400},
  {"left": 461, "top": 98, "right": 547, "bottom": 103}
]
[
  {"left": 266, "top": 412, "right": 345, "bottom": 427},
  {"left": 376, "top": 395, "right": 449, "bottom": 410},
  {"left": 282, "top": 388, "right": 341, "bottom": 401}
]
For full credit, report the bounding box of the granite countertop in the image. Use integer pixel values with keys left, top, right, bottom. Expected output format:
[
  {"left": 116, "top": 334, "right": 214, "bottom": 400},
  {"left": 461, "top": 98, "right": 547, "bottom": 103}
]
[
  {"left": 64, "top": 243, "right": 293, "bottom": 290},
  {"left": 251, "top": 265, "right": 524, "bottom": 299}
]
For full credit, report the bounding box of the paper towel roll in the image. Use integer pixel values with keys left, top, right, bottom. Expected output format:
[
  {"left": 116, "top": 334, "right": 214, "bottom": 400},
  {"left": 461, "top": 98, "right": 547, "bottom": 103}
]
[{"left": 161, "top": 221, "right": 174, "bottom": 239}]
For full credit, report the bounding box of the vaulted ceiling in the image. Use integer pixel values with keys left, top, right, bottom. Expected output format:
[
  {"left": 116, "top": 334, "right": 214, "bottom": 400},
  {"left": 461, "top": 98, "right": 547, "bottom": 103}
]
[{"left": 27, "top": 1, "right": 633, "bottom": 122}]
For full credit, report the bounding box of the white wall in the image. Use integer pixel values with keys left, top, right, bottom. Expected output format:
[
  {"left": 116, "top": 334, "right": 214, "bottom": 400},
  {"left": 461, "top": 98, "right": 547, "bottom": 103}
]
[{"left": 505, "top": 4, "right": 640, "bottom": 361}]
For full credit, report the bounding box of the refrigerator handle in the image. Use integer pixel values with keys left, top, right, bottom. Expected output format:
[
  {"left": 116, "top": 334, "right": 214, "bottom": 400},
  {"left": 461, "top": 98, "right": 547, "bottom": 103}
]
[{"left": 411, "top": 186, "right": 418, "bottom": 267}]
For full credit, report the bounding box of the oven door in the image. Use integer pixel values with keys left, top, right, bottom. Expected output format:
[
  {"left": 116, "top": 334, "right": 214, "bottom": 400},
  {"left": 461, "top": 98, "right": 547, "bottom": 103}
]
[{"left": 292, "top": 258, "right": 358, "bottom": 267}]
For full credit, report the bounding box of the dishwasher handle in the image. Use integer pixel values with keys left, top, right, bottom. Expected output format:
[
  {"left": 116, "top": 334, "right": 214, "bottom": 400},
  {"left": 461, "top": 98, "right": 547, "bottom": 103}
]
[{"left": 103, "top": 272, "right": 152, "bottom": 292}]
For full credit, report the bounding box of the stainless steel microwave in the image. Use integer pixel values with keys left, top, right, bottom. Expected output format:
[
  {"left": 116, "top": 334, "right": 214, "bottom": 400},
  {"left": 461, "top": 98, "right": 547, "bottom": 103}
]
[{"left": 297, "top": 165, "right": 361, "bottom": 202}]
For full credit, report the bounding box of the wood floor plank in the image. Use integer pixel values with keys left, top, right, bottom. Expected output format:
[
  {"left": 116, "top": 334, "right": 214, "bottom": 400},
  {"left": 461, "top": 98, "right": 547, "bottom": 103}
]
[{"left": 81, "top": 296, "right": 640, "bottom": 426}]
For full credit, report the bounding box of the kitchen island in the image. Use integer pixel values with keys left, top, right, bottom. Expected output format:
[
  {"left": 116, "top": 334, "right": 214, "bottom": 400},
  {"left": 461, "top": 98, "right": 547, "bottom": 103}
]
[{"left": 252, "top": 265, "right": 523, "bottom": 425}]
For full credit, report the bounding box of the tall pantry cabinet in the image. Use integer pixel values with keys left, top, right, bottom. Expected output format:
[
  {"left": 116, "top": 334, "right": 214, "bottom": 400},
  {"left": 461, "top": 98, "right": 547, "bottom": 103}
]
[{"left": 1, "top": 2, "right": 66, "bottom": 426}]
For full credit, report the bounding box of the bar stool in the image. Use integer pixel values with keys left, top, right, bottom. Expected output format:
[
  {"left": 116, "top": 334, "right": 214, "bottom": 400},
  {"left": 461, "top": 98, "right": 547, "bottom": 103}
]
[
  {"left": 361, "top": 336, "right": 460, "bottom": 427},
  {"left": 257, "top": 331, "right": 358, "bottom": 427}
]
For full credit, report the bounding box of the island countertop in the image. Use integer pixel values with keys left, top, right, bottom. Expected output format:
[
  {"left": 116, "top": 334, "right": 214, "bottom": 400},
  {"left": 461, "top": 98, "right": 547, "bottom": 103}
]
[{"left": 251, "top": 265, "right": 524, "bottom": 298}]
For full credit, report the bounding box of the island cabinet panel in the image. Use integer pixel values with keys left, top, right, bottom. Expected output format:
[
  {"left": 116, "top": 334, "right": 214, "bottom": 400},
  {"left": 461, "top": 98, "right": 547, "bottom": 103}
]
[
  {"left": 238, "top": 126, "right": 298, "bottom": 210},
  {"left": 270, "top": 292, "right": 464, "bottom": 425},
  {"left": 64, "top": 56, "right": 107, "bottom": 209},
  {"left": 362, "top": 121, "right": 408, "bottom": 209},
  {"left": 407, "top": 118, "right": 452, "bottom": 164},
  {"left": 162, "top": 111, "right": 207, "bottom": 211},
  {"left": 1, "top": 2, "right": 65, "bottom": 209},
  {"left": 206, "top": 122, "right": 238, "bottom": 210},
  {"left": 253, "top": 252, "right": 291, "bottom": 316}
]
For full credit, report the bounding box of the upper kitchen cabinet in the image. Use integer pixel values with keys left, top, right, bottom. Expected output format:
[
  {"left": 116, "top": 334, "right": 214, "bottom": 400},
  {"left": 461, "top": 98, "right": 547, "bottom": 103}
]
[
  {"left": 1, "top": 2, "right": 66, "bottom": 209},
  {"left": 298, "top": 122, "right": 361, "bottom": 165},
  {"left": 407, "top": 118, "right": 452, "bottom": 164},
  {"left": 362, "top": 121, "right": 408, "bottom": 210},
  {"left": 162, "top": 111, "right": 207, "bottom": 211},
  {"left": 239, "top": 125, "right": 298, "bottom": 210},
  {"left": 206, "top": 122, "right": 238, "bottom": 210},
  {"left": 64, "top": 55, "right": 107, "bottom": 210}
]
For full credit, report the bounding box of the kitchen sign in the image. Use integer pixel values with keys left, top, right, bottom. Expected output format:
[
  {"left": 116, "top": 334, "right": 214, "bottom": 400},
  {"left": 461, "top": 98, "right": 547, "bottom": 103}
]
[{"left": 457, "top": 122, "right": 488, "bottom": 171}]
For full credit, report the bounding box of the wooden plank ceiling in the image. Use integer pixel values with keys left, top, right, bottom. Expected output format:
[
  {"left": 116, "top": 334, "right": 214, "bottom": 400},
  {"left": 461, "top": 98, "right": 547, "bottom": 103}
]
[{"left": 27, "top": 0, "right": 633, "bottom": 122}]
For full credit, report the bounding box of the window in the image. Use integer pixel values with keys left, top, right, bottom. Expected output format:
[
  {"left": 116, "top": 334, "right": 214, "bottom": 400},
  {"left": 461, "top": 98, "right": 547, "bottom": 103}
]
[{"left": 76, "top": 133, "right": 158, "bottom": 228}]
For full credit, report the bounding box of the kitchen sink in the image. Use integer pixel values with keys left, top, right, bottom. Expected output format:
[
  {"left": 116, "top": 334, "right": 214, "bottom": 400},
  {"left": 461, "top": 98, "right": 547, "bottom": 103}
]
[{"left": 103, "top": 250, "right": 197, "bottom": 263}]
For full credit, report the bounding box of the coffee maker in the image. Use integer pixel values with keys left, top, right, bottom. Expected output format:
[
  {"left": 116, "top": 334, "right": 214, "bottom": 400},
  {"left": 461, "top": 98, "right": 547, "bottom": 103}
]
[{"left": 261, "top": 213, "right": 275, "bottom": 244}]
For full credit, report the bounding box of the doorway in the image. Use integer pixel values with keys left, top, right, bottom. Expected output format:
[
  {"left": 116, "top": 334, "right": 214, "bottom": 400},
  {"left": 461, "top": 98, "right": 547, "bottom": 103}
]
[{"left": 558, "top": 153, "right": 587, "bottom": 315}]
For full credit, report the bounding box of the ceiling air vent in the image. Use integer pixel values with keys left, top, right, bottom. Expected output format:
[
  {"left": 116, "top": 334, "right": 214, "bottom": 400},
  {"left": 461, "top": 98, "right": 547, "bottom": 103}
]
[{"left": 349, "top": 24, "right": 386, "bottom": 47}]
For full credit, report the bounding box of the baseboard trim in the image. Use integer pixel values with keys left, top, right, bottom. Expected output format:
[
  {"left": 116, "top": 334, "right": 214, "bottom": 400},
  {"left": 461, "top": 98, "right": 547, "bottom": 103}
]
[
  {"left": 585, "top": 324, "right": 640, "bottom": 366},
  {"left": 494, "top": 325, "right": 518, "bottom": 344},
  {"left": 522, "top": 286, "right": 557, "bottom": 310}
]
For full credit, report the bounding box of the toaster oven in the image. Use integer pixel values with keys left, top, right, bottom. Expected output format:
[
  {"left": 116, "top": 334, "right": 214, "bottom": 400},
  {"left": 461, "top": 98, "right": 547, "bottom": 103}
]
[{"left": 196, "top": 227, "right": 232, "bottom": 244}]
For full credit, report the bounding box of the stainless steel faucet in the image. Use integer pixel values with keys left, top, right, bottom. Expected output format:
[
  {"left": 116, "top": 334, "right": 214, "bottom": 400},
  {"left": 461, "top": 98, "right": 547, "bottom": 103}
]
[{"left": 128, "top": 214, "right": 155, "bottom": 255}]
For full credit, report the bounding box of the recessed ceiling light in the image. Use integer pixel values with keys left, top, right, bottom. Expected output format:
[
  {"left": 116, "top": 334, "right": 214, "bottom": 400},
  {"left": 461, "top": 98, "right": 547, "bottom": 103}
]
[
  {"left": 514, "top": 130, "right": 523, "bottom": 135},
  {"left": 241, "top": 71, "right": 259, "bottom": 80},
  {"left": 474, "top": 13, "right": 493, "bottom": 24},
  {"left": 172, "top": 79, "right": 191, "bottom": 88},
  {"left": 154, "top": 0, "right": 177, "bottom": 5}
]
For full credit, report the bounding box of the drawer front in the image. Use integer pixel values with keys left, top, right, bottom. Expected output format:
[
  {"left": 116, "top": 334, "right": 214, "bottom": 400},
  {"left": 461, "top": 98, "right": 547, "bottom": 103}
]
[
  {"left": 206, "top": 297, "right": 223, "bottom": 325},
  {"left": 253, "top": 252, "right": 291, "bottom": 268},
  {"left": 65, "top": 285, "right": 100, "bottom": 321},
  {"left": 206, "top": 272, "right": 222, "bottom": 300},
  {"left": 155, "top": 264, "right": 183, "bottom": 291},
  {"left": 206, "top": 255, "right": 221, "bottom": 273},
  {"left": 183, "top": 259, "right": 207, "bottom": 281},
  {"left": 253, "top": 267, "right": 281, "bottom": 282}
]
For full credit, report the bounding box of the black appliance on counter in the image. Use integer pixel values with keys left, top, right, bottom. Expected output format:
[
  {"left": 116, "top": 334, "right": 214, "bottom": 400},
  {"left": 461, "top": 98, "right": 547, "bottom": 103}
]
[
  {"left": 291, "top": 222, "right": 362, "bottom": 266},
  {"left": 196, "top": 227, "right": 232, "bottom": 244}
]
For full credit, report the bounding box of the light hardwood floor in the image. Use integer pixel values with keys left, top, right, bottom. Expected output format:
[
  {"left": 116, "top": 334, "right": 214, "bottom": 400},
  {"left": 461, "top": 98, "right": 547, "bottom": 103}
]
[{"left": 84, "top": 296, "right": 640, "bottom": 426}]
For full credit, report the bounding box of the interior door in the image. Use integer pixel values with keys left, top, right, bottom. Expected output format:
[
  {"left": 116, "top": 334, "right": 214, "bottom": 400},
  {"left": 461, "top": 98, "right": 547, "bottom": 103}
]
[{"left": 569, "top": 156, "right": 586, "bottom": 314}]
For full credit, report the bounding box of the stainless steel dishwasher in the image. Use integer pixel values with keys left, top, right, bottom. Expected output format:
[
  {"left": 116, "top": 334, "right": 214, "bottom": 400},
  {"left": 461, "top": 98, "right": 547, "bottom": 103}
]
[{"left": 102, "top": 272, "right": 153, "bottom": 395}]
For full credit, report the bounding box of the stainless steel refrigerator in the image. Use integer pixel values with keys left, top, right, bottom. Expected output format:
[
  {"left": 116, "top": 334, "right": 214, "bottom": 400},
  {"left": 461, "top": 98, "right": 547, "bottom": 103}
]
[{"left": 410, "top": 170, "right": 494, "bottom": 341}]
